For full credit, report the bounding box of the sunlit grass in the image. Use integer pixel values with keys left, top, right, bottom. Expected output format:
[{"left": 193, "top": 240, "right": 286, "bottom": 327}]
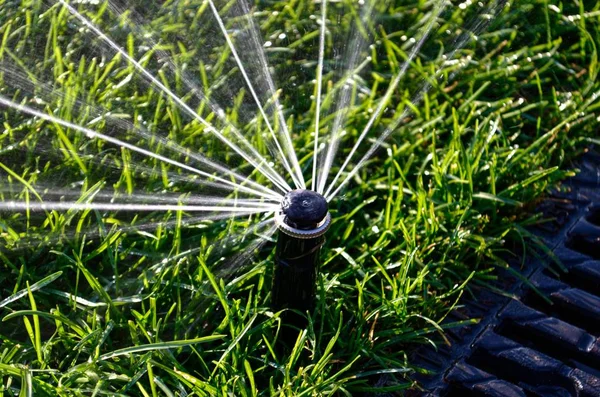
[{"left": 1, "top": 0, "right": 599, "bottom": 395}]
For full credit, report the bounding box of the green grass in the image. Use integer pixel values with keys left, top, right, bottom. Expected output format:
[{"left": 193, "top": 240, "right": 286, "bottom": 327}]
[{"left": 1, "top": 0, "right": 599, "bottom": 395}]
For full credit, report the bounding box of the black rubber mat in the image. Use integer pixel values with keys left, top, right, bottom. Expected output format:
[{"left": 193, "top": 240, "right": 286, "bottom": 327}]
[{"left": 409, "top": 149, "right": 600, "bottom": 396}]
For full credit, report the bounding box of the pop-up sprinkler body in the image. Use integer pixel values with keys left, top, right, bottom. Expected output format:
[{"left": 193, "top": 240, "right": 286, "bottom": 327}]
[{"left": 272, "top": 190, "right": 330, "bottom": 332}]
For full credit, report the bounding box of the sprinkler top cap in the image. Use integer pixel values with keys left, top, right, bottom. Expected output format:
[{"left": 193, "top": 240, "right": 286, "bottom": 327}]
[{"left": 281, "top": 189, "right": 328, "bottom": 230}]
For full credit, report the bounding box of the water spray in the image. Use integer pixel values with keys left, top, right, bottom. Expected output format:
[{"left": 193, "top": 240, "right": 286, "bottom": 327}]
[{"left": 272, "top": 190, "right": 330, "bottom": 335}]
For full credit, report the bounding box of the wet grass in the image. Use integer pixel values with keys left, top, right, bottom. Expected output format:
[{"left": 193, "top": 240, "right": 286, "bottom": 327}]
[{"left": 1, "top": 0, "right": 599, "bottom": 395}]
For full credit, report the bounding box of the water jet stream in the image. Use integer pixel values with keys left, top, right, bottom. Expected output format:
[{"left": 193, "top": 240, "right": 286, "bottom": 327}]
[
  {"left": 324, "top": 0, "right": 447, "bottom": 199},
  {"left": 311, "top": 0, "right": 327, "bottom": 191},
  {"left": 320, "top": 56, "right": 371, "bottom": 115},
  {"left": 1, "top": 138, "right": 255, "bottom": 195},
  {"left": 316, "top": 1, "right": 375, "bottom": 194},
  {"left": 207, "top": 0, "right": 305, "bottom": 191},
  {"left": 0, "top": 187, "right": 279, "bottom": 206},
  {"left": 236, "top": 0, "right": 306, "bottom": 190},
  {"left": 326, "top": 0, "right": 507, "bottom": 200},
  {"left": 0, "top": 62, "right": 282, "bottom": 200},
  {"left": 102, "top": 0, "right": 301, "bottom": 193},
  {"left": 215, "top": 223, "right": 278, "bottom": 280},
  {"left": 102, "top": 1, "right": 293, "bottom": 188},
  {"left": 0, "top": 201, "right": 275, "bottom": 213},
  {"left": 0, "top": 212, "right": 270, "bottom": 254},
  {"left": 58, "top": 0, "right": 291, "bottom": 194},
  {"left": 146, "top": 217, "right": 276, "bottom": 272},
  {"left": 0, "top": 95, "right": 281, "bottom": 201}
]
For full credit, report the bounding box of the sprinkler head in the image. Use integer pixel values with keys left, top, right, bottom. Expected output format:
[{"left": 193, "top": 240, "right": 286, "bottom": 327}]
[
  {"left": 275, "top": 189, "right": 331, "bottom": 238},
  {"left": 272, "top": 190, "right": 330, "bottom": 346}
]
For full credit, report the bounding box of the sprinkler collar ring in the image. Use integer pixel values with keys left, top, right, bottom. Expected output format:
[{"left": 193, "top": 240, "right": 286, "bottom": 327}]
[{"left": 275, "top": 211, "right": 331, "bottom": 239}]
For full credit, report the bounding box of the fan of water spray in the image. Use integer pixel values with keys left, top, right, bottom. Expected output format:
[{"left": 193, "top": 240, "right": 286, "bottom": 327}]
[{"left": 0, "top": 0, "right": 505, "bottom": 335}]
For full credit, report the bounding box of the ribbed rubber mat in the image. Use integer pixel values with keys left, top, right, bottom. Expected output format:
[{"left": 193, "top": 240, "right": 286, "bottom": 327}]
[{"left": 410, "top": 150, "right": 600, "bottom": 396}]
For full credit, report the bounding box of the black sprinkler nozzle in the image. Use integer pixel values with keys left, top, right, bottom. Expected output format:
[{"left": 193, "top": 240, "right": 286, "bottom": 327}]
[
  {"left": 272, "top": 190, "right": 330, "bottom": 338},
  {"left": 280, "top": 189, "right": 329, "bottom": 230}
]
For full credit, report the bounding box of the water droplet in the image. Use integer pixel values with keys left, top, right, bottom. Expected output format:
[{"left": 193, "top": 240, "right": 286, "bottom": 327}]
[{"left": 548, "top": 4, "right": 560, "bottom": 13}]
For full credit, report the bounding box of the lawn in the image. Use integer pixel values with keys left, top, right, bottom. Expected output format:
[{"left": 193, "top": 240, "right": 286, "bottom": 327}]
[{"left": 0, "top": 0, "right": 599, "bottom": 395}]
